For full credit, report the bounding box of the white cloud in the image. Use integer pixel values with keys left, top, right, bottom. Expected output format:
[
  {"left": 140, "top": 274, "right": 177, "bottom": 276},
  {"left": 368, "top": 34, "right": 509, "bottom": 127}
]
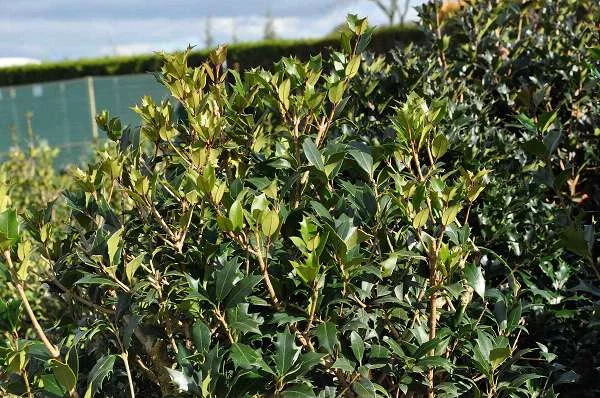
[{"left": 0, "top": 0, "right": 425, "bottom": 60}]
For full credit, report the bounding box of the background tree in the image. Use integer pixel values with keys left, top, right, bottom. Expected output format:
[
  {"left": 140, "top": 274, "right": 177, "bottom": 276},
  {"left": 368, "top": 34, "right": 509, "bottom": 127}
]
[
  {"left": 204, "top": 16, "right": 214, "bottom": 48},
  {"left": 263, "top": 10, "right": 277, "bottom": 40},
  {"left": 367, "top": 0, "right": 412, "bottom": 25}
]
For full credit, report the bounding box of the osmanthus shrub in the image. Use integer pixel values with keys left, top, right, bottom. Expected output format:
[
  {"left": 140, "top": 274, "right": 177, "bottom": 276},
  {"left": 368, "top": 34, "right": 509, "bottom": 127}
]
[{"left": 1, "top": 15, "right": 555, "bottom": 398}]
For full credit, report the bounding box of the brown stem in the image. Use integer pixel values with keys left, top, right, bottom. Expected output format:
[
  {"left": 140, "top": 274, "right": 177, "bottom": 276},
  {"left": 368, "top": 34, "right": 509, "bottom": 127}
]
[
  {"left": 305, "top": 282, "right": 319, "bottom": 333},
  {"left": 428, "top": 288, "right": 437, "bottom": 398},
  {"left": 22, "top": 364, "right": 33, "bottom": 398},
  {"left": 122, "top": 352, "right": 136, "bottom": 398},
  {"left": 253, "top": 229, "right": 281, "bottom": 309},
  {"left": 213, "top": 308, "right": 234, "bottom": 344},
  {"left": 4, "top": 251, "right": 60, "bottom": 359}
]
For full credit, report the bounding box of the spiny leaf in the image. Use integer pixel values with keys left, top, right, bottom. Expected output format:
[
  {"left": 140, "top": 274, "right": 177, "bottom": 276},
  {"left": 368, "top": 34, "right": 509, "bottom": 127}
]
[
  {"left": 274, "top": 328, "right": 301, "bottom": 377},
  {"left": 215, "top": 258, "right": 240, "bottom": 302},
  {"left": 192, "top": 321, "right": 211, "bottom": 354},
  {"left": 84, "top": 355, "right": 116, "bottom": 398},
  {"left": 230, "top": 343, "right": 262, "bottom": 369}
]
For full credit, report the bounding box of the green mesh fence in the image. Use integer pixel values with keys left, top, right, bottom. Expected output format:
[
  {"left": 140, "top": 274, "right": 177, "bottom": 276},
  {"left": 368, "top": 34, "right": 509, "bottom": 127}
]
[{"left": 0, "top": 73, "right": 167, "bottom": 167}]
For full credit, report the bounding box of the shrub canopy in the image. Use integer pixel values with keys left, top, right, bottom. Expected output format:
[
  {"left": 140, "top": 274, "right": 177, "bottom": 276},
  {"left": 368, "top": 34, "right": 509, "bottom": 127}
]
[{"left": 0, "top": 1, "right": 599, "bottom": 397}]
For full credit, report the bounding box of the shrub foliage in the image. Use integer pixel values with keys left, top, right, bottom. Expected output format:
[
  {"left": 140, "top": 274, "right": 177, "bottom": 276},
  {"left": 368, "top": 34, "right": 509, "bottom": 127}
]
[{"left": 0, "top": 1, "right": 599, "bottom": 397}]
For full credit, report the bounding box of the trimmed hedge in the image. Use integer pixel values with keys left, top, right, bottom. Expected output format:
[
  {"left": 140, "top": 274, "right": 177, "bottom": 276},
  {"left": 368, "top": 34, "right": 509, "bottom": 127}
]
[{"left": 0, "top": 25, "right": 424, "bottom": 86}]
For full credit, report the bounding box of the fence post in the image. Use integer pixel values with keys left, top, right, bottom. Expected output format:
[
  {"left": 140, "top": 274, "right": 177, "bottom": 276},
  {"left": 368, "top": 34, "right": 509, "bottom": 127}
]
[{"left": 86, "top": 76, "right": 98, "bottom": 140}]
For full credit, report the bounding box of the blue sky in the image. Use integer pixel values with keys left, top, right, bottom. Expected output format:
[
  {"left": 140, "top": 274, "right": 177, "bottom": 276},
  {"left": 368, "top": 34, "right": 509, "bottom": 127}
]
[{"left": 0, "top": 0, "right": 424, "bottom": 61}]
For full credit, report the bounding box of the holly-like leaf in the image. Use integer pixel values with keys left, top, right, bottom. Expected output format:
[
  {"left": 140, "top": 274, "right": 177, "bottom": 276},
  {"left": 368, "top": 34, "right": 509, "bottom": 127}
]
[
  {"left": 273, "top": 328, "right": 301, "bottom": 377},
  {"left": 215, "top": 258, "right": 240, "bottom": 302},
  {"left": 230, "top": 343, "right": 262, "bottom": 369},
  {"left": 316, "top": 322, "right": 338, "bottom": 354},
  {"left": 84, "top": 355, "right": 116, "bottom": 398},
  {"left": 192, "top": 321, "right": 211, "bottom": 354}
]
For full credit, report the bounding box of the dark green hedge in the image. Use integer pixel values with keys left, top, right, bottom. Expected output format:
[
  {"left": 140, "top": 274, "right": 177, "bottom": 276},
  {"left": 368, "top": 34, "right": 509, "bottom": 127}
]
[{"left": 0, "top": 25, "right": 424, "bottom": 86}]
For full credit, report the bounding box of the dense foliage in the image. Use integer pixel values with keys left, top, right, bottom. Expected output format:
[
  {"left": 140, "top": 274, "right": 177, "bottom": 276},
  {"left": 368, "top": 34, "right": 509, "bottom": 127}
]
[
  {"left": 0, "top": 1, "right": 598, "bottom": 397},
  {"left": 0, "top": 25, "right": 423, "bottom": 86}
]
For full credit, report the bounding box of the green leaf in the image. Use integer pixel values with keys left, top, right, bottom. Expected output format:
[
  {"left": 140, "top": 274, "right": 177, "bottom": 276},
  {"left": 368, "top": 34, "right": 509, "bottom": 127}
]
[
  {"left": 40, "top": 374, "right": 67, "bottom": 397},
  {"left": 346, "top": 14, "right": 368, "bottom": 35},
  {"left": 413, "top": 207, "right": 429, "bottom": 229},
  {"left": 50, "top": 360, "right": 76, "bottom": 393},
  {"left": 224, "top": 274, "right": 262, "bottom": 309},
  {"left": 328, "top": 80, "right": 345, "bottom": 104},
  {"left": 331, "top": 357, "right": 356, "bottom": 372},
  {"left": 230, "top": 343, "right": 262, "bottom": 369},
  {"left": 350, "top": 331, "right": 364, "bottom": 365},
  {"left": 291, "top": 252, "right": 320, "bottom": 284},
  {"left": 261, "top": 210, "right": 280, "bottom": 237},
  {"left": 380, "top": 255, "right": 397, "bottom": 278},
  {"left": 227, "top": 304, "right": 262, "bottom": 335},
  {"left": 345, "top": 55, "right": 361, "bottom": 78},
  {"left": 251, "top": 193, "right": 268, "bottom": 217},
  {"left": 465, "top": 263, "right": 485, "bottom": 299},
  {"left": 215, "top": 258, "right": 240, "bottom": 302},
  {"left": 192, "top": 321, "right": 211, "bottom": 354},
  {"left": 274, "top": 328, "right": 301, "bottom": 377},
  {"left": 278, "top": 79, "right": 291, "bottom": 111},
  {"left": 84, "top": 355, "right": 116, "bottom": 398},
  {"left": 283, "top": 384, "right": 317, "bottom": 398},
  {"left": 489, "top": 347, "right": 511, "bottom": 369},
  {"left": 229, "top": 199, "right": 244, "bottom": 231},
  {"left": 441, "top": 204, "right": 460, "bottom": 226},
  {"left": 416, "top": 356, "right": 454, "bottom": 372},
  {"left": 106, "top": 227, "right": 123, "bottom": 266},
  {"left": 538, "top": 109, "right": 558, "bottom": 133},
  {"left": 561, "top": 226, "right": 592, "bottom": 259},
  {"left": 302, "top": 138, "right": 325, "bottom": 171},
  {"left": 352, "top": 377, "right": 376, "bottom": 398},
  {"left": 431, "top": 134, "right": 449, "bottom": 158},
  {"left": 74, "top": 274, "right": 120, "bottom": 288},
  {"left": 349, "top": 148, "right": 373, "bottom": 178},
  {"left": 0, "top": 209, "right": 19, "bottom": 250},
  {"left": 316, "top": 322, "right": 338, "bottom": 354},
  {"left": 125, "top": 253, "right": 144, "bottom": 282}
]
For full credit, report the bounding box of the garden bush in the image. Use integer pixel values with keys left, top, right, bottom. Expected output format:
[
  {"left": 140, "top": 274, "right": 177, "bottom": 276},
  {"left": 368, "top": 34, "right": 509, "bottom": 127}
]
[{"left": 1, "top": 1, "right": 599, "bottom": 397}]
